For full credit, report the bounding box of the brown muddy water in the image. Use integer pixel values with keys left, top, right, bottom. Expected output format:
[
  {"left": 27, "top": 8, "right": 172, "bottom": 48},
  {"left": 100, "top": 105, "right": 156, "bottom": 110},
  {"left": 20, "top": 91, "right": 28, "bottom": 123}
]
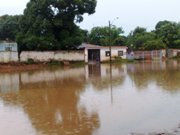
[{"left": 0, "top": 60, "right": 180, "bottom": 135}]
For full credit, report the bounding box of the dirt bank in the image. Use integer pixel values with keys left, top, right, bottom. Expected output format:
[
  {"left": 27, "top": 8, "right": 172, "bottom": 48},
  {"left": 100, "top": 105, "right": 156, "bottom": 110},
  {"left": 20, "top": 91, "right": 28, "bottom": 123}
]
[{"left": 0, "top": 63, "right": 48, "bottom": 73}]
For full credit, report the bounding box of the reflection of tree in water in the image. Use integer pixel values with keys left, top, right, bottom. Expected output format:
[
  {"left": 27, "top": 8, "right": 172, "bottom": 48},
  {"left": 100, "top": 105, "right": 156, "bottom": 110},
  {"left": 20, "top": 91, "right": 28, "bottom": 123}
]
[
  {"left": 127, "top": 61, "right": 180, "bottom": 92},
  {"left": 0, "top": 74, "right": 100, "bottom": 135},
  {"left": 87, "top": 64, "right": 126, "bottom": 91}
]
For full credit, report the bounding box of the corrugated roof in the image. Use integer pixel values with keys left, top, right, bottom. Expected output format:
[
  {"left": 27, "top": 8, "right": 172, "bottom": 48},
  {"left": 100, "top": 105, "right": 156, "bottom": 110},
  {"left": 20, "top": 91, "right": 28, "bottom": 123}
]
[{"left": 78, "top": 43, "right": 128, "bottom": 49}]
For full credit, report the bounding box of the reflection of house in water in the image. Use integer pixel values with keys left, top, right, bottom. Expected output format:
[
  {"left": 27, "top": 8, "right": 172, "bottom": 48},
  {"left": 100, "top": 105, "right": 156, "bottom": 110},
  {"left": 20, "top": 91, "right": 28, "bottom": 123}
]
[
  {"left": 88, "top": 64, "right": 101, "bottom": 77},
  {"left": 85, "top": 64, "right": 127, "bottom": 79},
  {"left": 84, "top": 64, "right": 127, "bottom": 91},
  {"left": 0, "top": 73, "right": 19, "bottom": 92}
]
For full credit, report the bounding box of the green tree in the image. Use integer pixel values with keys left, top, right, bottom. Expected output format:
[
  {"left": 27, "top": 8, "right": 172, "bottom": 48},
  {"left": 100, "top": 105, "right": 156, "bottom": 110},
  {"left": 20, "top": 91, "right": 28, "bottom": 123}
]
[
  {"left": 0, "top": 15, "right": 21, "bottom": 41},
  {"left": 88, "top": 26, "right": 124, "bottom": 46},
  {"left": 17, "top": 0, "right": 97, "bottom": 51},
  {"left": 126, "top": 27, "right": 166, "bottom": 50},
  {"left": 144, "top": 39, "right": 166, "bottom": 50},
  {"left": 155, "top": 20, "right": 180, "bottom": 49}
]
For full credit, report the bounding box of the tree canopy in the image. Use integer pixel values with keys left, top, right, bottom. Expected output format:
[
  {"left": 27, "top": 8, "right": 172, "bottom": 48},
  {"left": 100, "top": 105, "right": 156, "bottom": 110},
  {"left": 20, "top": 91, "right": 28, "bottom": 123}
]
[
  {"left": 126, "top": 27, "right": 166, "bottom": 50},
  {"left": 0, "top": 15, "right": 21, "bottom": 41},
  {"left": 155, "top": 20, "right": 180, "bottom": 49},
  {"left": 16, "top": 0, "right": 97, "bottom": 51},
  {"left": 1, "top": 4, "right": 180, "bottom": 51},
  {"left": 88, "top": 26, "right": 125, "bottom": 46}
]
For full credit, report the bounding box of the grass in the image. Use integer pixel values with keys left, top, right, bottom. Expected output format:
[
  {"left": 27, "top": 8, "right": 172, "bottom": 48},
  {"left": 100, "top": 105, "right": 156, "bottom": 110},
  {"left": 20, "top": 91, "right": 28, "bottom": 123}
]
[
  {"left": 69, "top": 61, "right": 86, "bottom": 67},
  {"left": 47, "top": 60, "right": 85, "bottom": 68},
  {"left": 101, "top": 57, "right": 136, "bottom": 64}
]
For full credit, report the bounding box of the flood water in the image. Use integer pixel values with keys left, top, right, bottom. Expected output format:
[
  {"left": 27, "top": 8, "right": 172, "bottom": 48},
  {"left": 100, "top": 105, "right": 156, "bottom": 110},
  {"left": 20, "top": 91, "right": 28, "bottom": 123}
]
[{"left": 0, "top": 60, "right": 180, "bottom": 135}]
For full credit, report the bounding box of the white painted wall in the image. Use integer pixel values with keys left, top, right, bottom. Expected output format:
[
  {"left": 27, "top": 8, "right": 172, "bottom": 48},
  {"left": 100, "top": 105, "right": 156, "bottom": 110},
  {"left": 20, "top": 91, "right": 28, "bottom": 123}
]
[
  {"left": 100, "top": 48, "right": 110, "bottom": 61},
  {"left": 84, "top": 49, "right": 88, "bottom": 63},
  {"left": 100, "top": 47, "right": 127, "bottom": 62},
  {"left": 0, "top": 52, "right": 18, "bottom": 63},
  {"left": 20, "top": 51, "right": 84, "bottom": 62}
]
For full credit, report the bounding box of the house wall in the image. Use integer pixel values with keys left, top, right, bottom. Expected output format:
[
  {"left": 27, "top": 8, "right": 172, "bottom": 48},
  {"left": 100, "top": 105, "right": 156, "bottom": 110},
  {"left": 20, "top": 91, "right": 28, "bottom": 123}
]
[
  {"left": 20, "top": 51, "right": 84, "bottom": 62},
  {"left": 0, "top": 42, "right": 18, "bottom": 51},
  {"left": 100, "top": 48, "right": 110, "bottom": 61},
  {"left": 0, "top": 42, "right": 18, "bottom": 63},
  {"left": 0, "top": 52, "right": 18, "bottom": 62},
  {"left": 84, "top": 49, "right": 88, "bottom": 63},
  {"left": 100, "top": 47, "right": 127, "bottom": 61}
]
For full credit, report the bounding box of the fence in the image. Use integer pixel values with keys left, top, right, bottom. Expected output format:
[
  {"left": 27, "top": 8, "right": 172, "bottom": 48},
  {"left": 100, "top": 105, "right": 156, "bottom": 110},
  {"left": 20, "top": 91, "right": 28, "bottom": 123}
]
[
  {"left": 128, "top": 50, "right": 166, "bottom": 60},
  {"left": 167, "top": 49, "right": 180, "bottom": 58}
]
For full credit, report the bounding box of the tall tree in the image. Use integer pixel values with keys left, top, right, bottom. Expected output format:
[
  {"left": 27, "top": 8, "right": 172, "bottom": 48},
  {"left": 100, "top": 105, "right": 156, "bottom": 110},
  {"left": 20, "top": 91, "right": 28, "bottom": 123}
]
[
  {"left": 126, "top": 27, "right": 166, "bottom": 50},
  {"left": 155, "top": 20, "right": 180, "bottom": 49},
  {"left": 17, "top": 0, "right": 97, "bottom": 51},
  {"left": 88, "top": 26, "right": 124, "bottom": 46},
  {"left": 0, "top": 15, "right": 21, "bottom": 41}
]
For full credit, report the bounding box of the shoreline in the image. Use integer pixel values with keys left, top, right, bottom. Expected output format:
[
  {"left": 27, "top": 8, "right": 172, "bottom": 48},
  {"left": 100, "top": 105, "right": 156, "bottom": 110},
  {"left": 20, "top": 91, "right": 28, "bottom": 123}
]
[
  {"left": 0, "top": 63, "right": 48, "bottom": 73},
  {"left": 0, "top": 61, "right": 85, "bottom": 73}
]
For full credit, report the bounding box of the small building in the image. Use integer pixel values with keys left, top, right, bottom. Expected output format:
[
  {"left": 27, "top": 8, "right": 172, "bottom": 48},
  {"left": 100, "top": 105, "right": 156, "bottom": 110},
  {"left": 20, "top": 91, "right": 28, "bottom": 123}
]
[
  {"left": 0, "top": 41, "right": 18, "bottom": 63},
  {"left": 79, "top": 43, "right": 127, "bottom": 63}
]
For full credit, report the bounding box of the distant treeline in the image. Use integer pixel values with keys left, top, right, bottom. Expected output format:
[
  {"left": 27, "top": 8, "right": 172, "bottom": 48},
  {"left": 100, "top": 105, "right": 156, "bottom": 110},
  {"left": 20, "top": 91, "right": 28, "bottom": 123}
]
[
  {"left": 0, "top": 0, "right": 179, "bottom": 51},
  {"left": 86, "top": 21, "right": 180, "bottom": 50}
]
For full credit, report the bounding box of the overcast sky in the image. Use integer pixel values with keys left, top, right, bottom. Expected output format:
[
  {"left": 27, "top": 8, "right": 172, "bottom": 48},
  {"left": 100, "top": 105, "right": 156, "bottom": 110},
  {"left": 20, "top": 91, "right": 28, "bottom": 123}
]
[{"left": 0, "top": 0, "right": 180, "bottom": 35}]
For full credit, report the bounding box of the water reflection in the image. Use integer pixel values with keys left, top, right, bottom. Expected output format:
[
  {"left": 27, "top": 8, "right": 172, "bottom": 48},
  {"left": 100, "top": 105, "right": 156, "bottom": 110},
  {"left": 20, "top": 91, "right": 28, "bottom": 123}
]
[
  {"left": 127, "top": 60, "right": 180, "bottom": 92},
  {"left": 85, "top": 64, "right": 126, "bottom": 91},
  {"left": 0, "top": 67, "right": 100, "bottom": 135},
  {"left": 0, "top": 72, "right": 19, "bottom": 92},
  {"left": 0, "top": 60, "right": 180, "bottom": 135}
]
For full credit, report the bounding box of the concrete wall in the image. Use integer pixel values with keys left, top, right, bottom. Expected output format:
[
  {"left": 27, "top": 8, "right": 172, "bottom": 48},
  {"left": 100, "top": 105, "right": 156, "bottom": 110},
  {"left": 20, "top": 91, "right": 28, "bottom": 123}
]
[
  {"left": 20, "top": 51, "right": 84, "bottom": 62},
  {"left": 0, "top": 52, "right": 18, "bottom": 63}
]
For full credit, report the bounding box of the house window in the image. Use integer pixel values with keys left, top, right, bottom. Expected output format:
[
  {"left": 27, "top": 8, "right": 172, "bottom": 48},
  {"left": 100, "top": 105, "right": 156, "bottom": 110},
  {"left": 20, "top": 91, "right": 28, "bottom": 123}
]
[
  {"left": 5, "top": 47, "right": 12, "bottom": 51},
  {"left": 118, "top": 51, "right": 123, "bottom": 56},
  {"left": 105, "top": 51, "right": 111, "bottom": 57}
]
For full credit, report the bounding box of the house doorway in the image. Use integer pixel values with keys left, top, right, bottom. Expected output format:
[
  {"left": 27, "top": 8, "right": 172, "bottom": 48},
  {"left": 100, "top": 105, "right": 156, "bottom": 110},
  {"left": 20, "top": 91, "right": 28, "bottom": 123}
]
[{"left": 88, "top": 49, "right": 100, "bottom": 63}]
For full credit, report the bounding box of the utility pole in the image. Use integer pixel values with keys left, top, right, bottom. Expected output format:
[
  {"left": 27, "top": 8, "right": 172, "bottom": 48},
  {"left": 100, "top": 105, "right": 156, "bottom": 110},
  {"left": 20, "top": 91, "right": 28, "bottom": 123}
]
[
  {"left": 109, "top": 21, "right": 112, "bottom": 63},
  {"left": 109, "top": 20, "right": 113, "bottom": 104}
]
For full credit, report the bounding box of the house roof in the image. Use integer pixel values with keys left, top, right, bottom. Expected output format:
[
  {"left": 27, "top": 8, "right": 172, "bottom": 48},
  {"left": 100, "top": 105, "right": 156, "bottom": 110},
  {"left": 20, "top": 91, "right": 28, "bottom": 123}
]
[
  {"left": 0, "top": 41, "right": 17, "bottom": 46},
  {"left": 78, "top": 43, "right": 101, "bottom": 49},
  {"left": 78, "top": 43, "right": 128, "bottom": 49}
]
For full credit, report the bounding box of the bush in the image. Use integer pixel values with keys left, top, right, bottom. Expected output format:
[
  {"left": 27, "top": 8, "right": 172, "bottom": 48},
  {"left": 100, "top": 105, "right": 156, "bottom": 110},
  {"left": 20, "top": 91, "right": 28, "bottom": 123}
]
[{"left": 27, "top": 58, "right": 36, "bottom": 64}]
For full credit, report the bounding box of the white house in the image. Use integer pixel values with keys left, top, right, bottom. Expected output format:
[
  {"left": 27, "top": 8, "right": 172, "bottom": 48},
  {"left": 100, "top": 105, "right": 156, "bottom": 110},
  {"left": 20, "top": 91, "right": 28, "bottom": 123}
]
[
  {"left": 0, "top": 41, "right": 18, "bottom": 63},
  {"left": 79, "top": 43, "right": 127, "bottom": 63}
]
